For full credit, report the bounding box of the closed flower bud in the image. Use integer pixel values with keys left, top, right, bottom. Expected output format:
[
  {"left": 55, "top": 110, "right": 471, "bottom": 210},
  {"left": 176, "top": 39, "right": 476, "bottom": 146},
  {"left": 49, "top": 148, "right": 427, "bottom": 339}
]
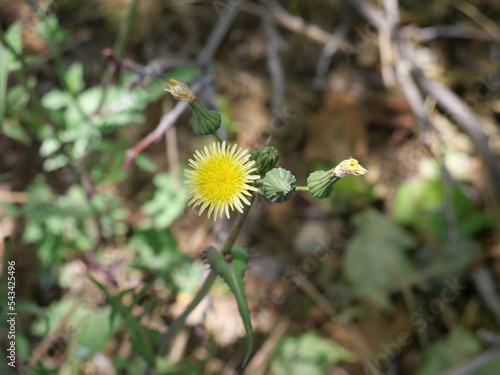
[
  {"left": 165, "top": 79, "right": 196, "bottom": 102},
  {"left": 249, "top": 147, "right": 263, "bottom": 162},
  {"left": 333, "top": 158, "right": 368, "bottom": 178},
  {"left": 261, "top": 167, "right": 296, "bottom": 203},
  {"left": 307, "top": 169, "right": 339, "bottom": 199},
  {"left": 250, "top": 146, "right": 279, "bottom": 175},
  {"left": 257, "top": 146, "right": 279, "bottom": 175},
  {"left": 190, "top": 100, "right": 222, "bottom": 136}
]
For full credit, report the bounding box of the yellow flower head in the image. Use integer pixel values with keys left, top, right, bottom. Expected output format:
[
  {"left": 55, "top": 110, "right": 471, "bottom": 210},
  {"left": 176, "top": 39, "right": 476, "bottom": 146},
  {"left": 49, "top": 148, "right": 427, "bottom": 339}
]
[
  {"left": 333, "top": 158, "right": 368, "bottom": 178},
  {"left": 185, "top": 142, "right": 260, "bottom": 220}
]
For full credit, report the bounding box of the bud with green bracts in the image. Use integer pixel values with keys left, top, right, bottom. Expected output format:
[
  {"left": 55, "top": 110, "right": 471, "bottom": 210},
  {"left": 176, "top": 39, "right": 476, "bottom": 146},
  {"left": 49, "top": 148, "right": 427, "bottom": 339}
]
[
  {"left": 250, "top": 146, "right": 279, "bottom": 175},
  {"left": 249, "top": 147, "right": 262, "bottom": 162},
  {"left": 261, "top": 167, "right": 296, "bottom": 203},
  {"left": 307, "top": 169, "right": 339, "bottom": 199},
  {"left": 189, "top": 100, "right": 222, "bottom": 136}
]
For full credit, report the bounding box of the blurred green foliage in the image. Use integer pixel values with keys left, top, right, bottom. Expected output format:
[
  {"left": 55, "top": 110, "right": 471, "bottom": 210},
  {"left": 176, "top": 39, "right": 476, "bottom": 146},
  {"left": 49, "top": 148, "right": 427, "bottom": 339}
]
[{"left": 271, "top": 332, "right": 354, "bottom": 375}]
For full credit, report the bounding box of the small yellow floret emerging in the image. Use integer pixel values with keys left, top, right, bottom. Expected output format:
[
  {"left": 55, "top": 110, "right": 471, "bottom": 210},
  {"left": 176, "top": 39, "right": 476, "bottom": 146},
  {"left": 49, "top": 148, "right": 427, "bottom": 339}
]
[
  {"left": 185, "top": 142, "right": 260, "bottom": 220},
  {"left": 165, "top": 79, "right": 196, "bottom": 102},
  {"left": 333, "top": 158, "right": 368, "bottom": 178}
]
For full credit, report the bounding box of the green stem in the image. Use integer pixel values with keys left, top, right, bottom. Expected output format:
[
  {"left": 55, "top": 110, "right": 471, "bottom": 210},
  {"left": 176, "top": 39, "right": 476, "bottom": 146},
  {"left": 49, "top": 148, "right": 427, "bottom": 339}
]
[
  {"left": 220, "top": 194, "right": 255, "bottom": 255},
  {"left": 295, "top": 186, "right": 310, "bottom": 191},
  {"left": 115, "top": 0, "right": 141, "bottom": 58},
  {"left": 212, "top": 132, "right": 224, "bottom": 143},
  {"left": 155, "top": 271, "right": 217, "bottom": 355},
  {"left": 147, "top": 193, "right": 256, "bottom": 370}
]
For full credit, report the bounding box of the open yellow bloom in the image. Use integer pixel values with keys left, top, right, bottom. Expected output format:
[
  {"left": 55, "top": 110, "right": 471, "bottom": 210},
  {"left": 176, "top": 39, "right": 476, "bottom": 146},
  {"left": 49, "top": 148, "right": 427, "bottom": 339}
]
[{"left": 185, "top": 142, "right": 260, "bottom": 220}]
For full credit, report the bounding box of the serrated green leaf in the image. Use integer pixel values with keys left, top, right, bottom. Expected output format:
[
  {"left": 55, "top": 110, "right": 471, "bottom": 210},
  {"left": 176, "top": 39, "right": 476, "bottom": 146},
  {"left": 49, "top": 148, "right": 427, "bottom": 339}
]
[
  {"left": 141, "top": 173, "right": 188, "bottom": 229},
  {"left": 205, "top": 246, "right": 253, "bottom": 366},
  {"left": 272, "top": 332, "right": 353, "bottom": 375},
  {"left": 89, "top": 277, "right": 156, "bottom": 365},
  {"left": 342, "top": 209, "right": 417, "bottom": 310}
]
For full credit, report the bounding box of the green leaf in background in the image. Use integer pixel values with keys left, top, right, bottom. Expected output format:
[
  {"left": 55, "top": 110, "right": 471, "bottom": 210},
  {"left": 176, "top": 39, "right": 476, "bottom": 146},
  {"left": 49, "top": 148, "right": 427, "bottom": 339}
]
[
  {"left": 416, "top": 327, "right": 500, "bottom": 375},
  {"left": 90, "top": 278, "right": 157, "bottom": 365},
  {"left": 41, "top": 88, "right": 71, "bottom": 110},
  {"left": 1, "top": 118, "right": 31, "bottom": 144},
  {"left": 31, "top": 298, "right": 115, "bottom": 359},
  {"left": 205, "top": 245, "right": 253, "bottom": 366},
  {"left": 271, "top": 332, "right": 353, "bottom": 375},
  {"left": 165, "top": 66, "right": 201, "bottom": 84},
  {"left": 3, "top": 22, "right": 23, "bottom": 72},
  {"left": 35, "top": 15, "right": 69, "bottom": 45},
  {"left": 0, "top": 36, "right": 7, "bottom": 126},
  {"left": 40, "top": 137, "right": 62, "bottom": 157},
  {"left": 393, "top": 179, "right": 491, "bottom": 240},
  {"left": 342, "top": 209, "right": 417, "bottom": 310},
  {"left": 64, "top": 62, "right": 85, "bottom": 94},
  {"left": 141, "top": 173, "right": 188, "bottom": 229},
  {"left": 129, "top": 229, "right": 181, "bottom": 270}
]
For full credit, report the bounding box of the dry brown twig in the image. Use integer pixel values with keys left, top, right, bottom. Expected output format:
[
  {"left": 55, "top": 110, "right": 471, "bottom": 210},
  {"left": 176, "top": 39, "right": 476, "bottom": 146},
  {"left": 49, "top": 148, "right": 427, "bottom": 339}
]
[{"left": 124, "top": 0, "right": 244, "bottom": 169}]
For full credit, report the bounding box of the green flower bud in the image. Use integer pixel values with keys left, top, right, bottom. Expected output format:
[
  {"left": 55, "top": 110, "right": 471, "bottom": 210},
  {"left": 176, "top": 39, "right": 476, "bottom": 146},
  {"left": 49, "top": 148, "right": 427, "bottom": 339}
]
[
  {"left": 307, "top": 169, "right": 339, "bottom": 199},
  {"left": 258, "top": 147, "right": 279, "bottom": 175},
  {"left": 249, "top": 147, "right": 263, "bottom": 162},
  {"left": 261, "top": 167, "right": 296, "bottom": 203},
  {"left": 189, "top": 100, "right": 222, "bottom": 136},
  {"left": 250, "top": 146, "right": 279, "bottom": 175}
]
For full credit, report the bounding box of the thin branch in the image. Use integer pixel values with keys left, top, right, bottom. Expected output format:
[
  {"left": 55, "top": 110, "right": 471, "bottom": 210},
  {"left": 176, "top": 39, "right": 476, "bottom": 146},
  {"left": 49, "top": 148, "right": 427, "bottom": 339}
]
[
  {"left": 197, "top": 0, "right": 244, "bottom": 68},
  {"left": 123, "top": 76, "right": 212, "bottom": 169},
  {"left": 142, "top": 271, "right": 218, "bottom": 375},
  {"left": 313, "top": 14, "right": 353, "bottom": 89},
  {"left": 266, "top": 0, "right": 355, "bottom": 52},
  {"left": 402, "top": 24, "right": 500, "bottom": 42},
  {"left": 450, "top": 0, "right": 500, "bottom": 42},
  {"left": 438, "top": 347, "right": 500, "bottom": 375},
  {"left": 261, "top": 0, "right": 285, "bottom": 141},
  {"left": 124, "top": 100, "right": 189, "bottom": 170},
  {"left": 404, "top": 44, "right": 500, "bottom": 196},
  {"left": 379, "top": 0, "right": 399, "bottom": 87},
  {"left": 343, "top": 0, "right": 500, "bottom": 203}
]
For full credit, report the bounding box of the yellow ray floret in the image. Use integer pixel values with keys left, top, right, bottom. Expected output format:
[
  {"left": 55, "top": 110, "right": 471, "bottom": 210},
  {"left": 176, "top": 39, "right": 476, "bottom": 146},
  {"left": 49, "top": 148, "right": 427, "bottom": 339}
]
[{"left": 184, "top": 142, "right": 260, "bottom": 220}]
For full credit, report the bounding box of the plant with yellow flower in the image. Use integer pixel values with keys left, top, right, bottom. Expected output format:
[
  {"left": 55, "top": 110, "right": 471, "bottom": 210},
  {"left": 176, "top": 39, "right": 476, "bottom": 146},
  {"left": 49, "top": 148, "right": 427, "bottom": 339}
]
[{"left": 161, "top": 79, "right": 368, "bottom": 367}]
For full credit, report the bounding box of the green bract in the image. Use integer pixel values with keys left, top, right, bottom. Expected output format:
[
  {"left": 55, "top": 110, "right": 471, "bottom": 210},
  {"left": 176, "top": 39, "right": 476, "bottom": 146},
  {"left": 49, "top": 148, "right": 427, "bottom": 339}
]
[
  {"left": 250, "top": 146, "right": 279, "bottom": 175},
  {"left": 307, "top": 169, "right": 339, "bottom": 199},
  {"left": 189, "top": 100, "right": 222, "bottom": 135},
  {"left": 261, "top": 167, "right": 296, "bottom": 203}
]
